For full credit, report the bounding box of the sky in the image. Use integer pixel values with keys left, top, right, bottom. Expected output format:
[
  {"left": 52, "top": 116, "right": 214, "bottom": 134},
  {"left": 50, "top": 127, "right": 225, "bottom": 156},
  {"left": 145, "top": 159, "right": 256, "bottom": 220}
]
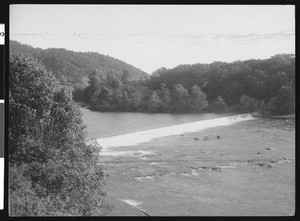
[{"left": 10, "top": 5, "right": 295, "bottom": 74}]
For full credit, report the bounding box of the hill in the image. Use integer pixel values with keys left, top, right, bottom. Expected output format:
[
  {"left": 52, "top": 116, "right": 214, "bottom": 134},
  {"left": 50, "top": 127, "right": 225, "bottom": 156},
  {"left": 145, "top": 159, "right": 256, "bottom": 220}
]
[
  {"left": 147, "top": 54, "right": 295, "bottom": 106},
  {"left": 10, "top": 40, "right": 149, "bottom": 85}
]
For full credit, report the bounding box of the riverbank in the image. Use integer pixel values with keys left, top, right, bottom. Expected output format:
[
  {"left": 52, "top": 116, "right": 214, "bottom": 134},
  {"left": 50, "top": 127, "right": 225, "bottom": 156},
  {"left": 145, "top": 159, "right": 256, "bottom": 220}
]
[{"left": 99, "top": 117, "right": 295, "bottom": 216}]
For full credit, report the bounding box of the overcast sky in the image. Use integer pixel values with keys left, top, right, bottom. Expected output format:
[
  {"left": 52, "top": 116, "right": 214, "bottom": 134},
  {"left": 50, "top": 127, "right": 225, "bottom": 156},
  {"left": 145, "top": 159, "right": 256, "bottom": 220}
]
[{"left": 10, "top": 5, "right": 295, "bottom": 74}]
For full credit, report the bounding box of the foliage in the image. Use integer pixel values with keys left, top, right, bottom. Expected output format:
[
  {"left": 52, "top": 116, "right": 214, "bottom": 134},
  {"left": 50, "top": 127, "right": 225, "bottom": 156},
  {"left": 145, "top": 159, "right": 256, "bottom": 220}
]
[
  {"left": 171, "top": 84, "right": 190, "bottom": 112},
  {"left": 264, "top": 85, "right": 295, "bottom": 115},
  {"left": 239, "top": 95, "right": 260, "bottom": 112},
  {"left": 72, "top": 82, "right": 88, "bottom": 102},
  {"left": 9, "top": 53, "right": 56, "bottom": 163},
  {"left": 9, "top": 53, "right": 108, "bottom": 216},
  {"left": 10, "top": 40, "right": 149, "bottom": 85},
  {"left": 158, "top": 84, "right": 171, "bottom": 112},
  {"left": 189, "top": 85, "right": 208, "bottom": 112},
  {"left": 210, "top": 96, "right": 228, "bottom": 111},
  {"left": 83, "top": 71, "right": 102, "bottom": 104},
  {"left": 146, "top": 90, "right": 162, "bottom": 112},
  {"left": 147, "top": 54, "right": 294, "bottom": 115},
  {"left": 77, "top": 53, "right": 294, "bottom": 115},
  {"left": 11, "top": 40, "right": 295, "bottom": 116}
]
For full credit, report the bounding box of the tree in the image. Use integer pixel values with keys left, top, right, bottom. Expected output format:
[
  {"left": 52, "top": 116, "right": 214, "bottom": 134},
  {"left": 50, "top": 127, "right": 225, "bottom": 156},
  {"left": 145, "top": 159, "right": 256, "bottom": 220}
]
[
  {"left": 171, "top": 84, "right": 189, "bottom": 112},
  {"left": 189, "top": 85, "right": 208, "bottom": 112},
  {"left": 124, "top": 83, "right": 148, "bottom": 112},
  {"left": 152, "top": 67, "right": 168, "bottom": 77},
  {"left": 146, "top": 90, "right": 162, "bottom": 112},
  {"left": 72, "top": 82, "right": 87, "bottom": 102},
  {"left": 90, "top": 86, "right": 113, "bottom": 111},
  {"left": 158, "top": 84, "right": 171, "bottom": 112},
  {"left": 239, "top": 95, "right": 260, "bottom": 112},
  {"left": 83, "top": 71, "right": 102, "bottom": 104},
  {"left": 42, "top": 88, "right": 107, "bottom": 215},
  {"left": 247, "top": 70, "right": 268, "bottom": 101},
  {"left": 107, "top": 71, "right": 123, "bottom": 90},
  {"left": 9, "top": 53, "right": 56, "bottom": 162},
  {"left": 121, "top": 70, "right": 130, "bottom": 82},
  {"left": 58, "top": 73, "right": 68, "bottom": 85},
  {"left": 120, "top": 90, "right": 131, "bottom": 111},
  {"left": 211, "top": 96, "right": 228, "bottom": 111},
  {"left": 265, "top": 85, "right": 295, "bottom": 115},
  {"left": 9, "top": 53, "right": 108, "bottom": 216},
  {"left": 263, "top": 71, "right": 289, "bottom": 99}
]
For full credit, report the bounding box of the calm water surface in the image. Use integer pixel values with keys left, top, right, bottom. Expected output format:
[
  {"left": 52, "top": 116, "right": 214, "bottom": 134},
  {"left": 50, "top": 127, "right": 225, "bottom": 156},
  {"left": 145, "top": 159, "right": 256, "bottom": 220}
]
[{"left": 80, "top": 107, "right": 226, "bottom": 138}]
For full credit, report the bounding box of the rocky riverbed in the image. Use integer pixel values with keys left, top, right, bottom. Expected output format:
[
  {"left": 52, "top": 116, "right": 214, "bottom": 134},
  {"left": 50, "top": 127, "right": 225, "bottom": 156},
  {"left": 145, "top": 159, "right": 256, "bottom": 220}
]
[{"left": 100, "top": 117, "right": 295, "bottom": 216}]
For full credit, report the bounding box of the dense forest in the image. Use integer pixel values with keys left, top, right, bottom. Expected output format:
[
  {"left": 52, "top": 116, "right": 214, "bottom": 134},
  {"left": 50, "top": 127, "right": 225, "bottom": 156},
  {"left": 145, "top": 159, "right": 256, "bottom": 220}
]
[
  {"left": 9, "top": 53, "right": 109, "bottom": 215},
  {"left": 10, "top": 40, "right": 149, "bottom": 85},
  {"left": 74, "top": 54, "right": 295, "bottom": 115}
]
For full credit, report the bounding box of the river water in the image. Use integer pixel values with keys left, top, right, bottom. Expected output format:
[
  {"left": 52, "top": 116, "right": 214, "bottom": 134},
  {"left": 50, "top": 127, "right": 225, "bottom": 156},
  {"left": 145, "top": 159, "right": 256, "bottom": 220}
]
[
  {"left": 80, "top": 107, "right": 227, "bottom": 139},
  {"left": 80, "top": 107, "right": 254, "bottom": 151}
]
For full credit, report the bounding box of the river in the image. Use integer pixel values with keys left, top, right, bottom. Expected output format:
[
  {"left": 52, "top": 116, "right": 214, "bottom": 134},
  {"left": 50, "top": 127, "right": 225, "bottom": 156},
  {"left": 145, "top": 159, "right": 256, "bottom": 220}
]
[
  {"left": 79, "top": 107, "right": 294, "bottom": 216},
  {"left": 80, "top": 107, "right": 227, "bottom": 139}
]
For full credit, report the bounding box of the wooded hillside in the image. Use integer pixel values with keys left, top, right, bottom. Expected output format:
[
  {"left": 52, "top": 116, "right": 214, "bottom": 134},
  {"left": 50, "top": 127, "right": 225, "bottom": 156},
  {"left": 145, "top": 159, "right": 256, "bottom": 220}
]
[
  {"left": 10, "top": 40, "right": 149, "bottom": 85},
  {"left": 10, "top": 41, "right": 295, "bottom": 115},
  {"left": 74, "top": 54, "right": 294, "bottom": 115}
]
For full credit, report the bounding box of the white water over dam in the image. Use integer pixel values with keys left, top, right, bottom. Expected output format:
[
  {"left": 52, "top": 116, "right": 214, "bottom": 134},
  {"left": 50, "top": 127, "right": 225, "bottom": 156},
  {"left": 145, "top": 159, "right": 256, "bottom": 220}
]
[{"left": 97, "top": 113, "right": 255, "bottom": 154}]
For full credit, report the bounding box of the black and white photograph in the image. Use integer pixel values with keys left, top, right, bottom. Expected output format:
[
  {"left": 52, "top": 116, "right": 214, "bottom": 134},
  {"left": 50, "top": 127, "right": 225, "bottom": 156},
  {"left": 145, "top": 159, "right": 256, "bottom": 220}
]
[{"left": 8, "top": 4, "right": 295, "bottom": 216}]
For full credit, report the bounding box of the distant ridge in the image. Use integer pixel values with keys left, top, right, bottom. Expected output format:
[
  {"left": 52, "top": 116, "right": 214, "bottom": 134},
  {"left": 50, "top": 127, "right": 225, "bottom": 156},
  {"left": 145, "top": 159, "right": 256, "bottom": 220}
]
[{"left": 10, "top": 40, "right": 149, "bottom": 85}]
